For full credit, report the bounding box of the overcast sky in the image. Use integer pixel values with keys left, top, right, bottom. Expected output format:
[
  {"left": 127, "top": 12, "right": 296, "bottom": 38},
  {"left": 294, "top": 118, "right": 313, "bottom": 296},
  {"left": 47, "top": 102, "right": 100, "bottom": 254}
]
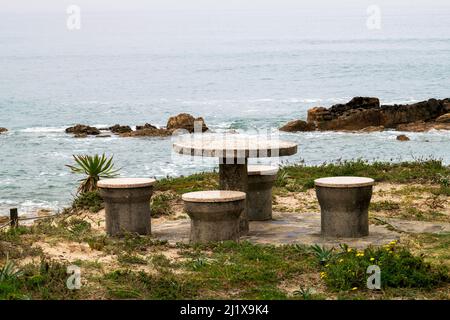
[{"left": 1, "top": 0, "right": 449, "bottom": 13}]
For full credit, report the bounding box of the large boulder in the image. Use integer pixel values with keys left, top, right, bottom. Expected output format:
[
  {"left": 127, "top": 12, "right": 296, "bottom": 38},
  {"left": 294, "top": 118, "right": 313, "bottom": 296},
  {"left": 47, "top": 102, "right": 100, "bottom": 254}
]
[
  {"left": 279, "top": 120, "right": 315, "bottom": 132},
  {"left": 166, "top": 113, "right": 208, "bottom": 133},
  {"left": 109, "top": 124, "right": 132, "bottom": 134},
  {"left": 66, "top": 124, "right": 100, "bottom": 135},
  {"left": 0, "top": 127, "right": 7, "bottom": 134}
]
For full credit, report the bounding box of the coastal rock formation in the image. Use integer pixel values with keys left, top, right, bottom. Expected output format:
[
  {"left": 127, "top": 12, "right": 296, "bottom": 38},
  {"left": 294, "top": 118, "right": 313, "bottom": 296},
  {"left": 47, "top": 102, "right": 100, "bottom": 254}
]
[
  {"left": 120, "top": 127, "right": 173, "bottom": 137},
  {"left": 0, "top": 127, "right": 7, "bottom": 134},
  {"left": 109, "top": 124, "right": 132, "bottom": 134},
  {"left": 65, "top": 114, "right": 209, "bottom": 138},
  {"left": 166, "top": 113, "right": 208, "bottom": 133},
  {"left": 280, "top": 97, "right": 450, "bottom": 132},
  {"left": 66, "top": 124, "right": 100, "bottom": 136},
  {"left": 396, "top": 134, "right": 410, "bottom": 141},
  {"left": 279, "top": 120, "right": 315, "bottom": 132},
  {"left": 136, "top": 123, "right": 157, "bottom": 131}
]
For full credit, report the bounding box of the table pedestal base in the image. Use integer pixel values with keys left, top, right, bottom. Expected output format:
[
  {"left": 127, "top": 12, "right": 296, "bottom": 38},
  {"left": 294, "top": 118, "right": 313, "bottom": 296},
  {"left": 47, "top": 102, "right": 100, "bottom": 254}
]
[{"left": 219, "top": 158, "right": 249, "bottom": 235}]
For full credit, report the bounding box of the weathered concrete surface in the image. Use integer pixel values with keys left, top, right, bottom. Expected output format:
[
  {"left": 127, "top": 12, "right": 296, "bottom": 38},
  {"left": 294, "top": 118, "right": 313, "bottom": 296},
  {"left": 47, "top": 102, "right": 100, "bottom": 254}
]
[
  {"left": 316, "top": 185, "right": 373, "bottom": 238},
  {"left": 99, "top": 186, "right": 154, "bottom": 236},
  {"left": 385, "top": 218, "right": 450, "bottom": 234},
  {"left": 219, "top": 160, "right": 249, "bottom": 234},
  {"left": 247, "top": 172, "right": 277, "bottom": 221},
  {"left": 184, "top": 199, "right": 245, "bottom": 243},
  {"left": 152, "top": 211, "right": 401, "bottom": 249}
]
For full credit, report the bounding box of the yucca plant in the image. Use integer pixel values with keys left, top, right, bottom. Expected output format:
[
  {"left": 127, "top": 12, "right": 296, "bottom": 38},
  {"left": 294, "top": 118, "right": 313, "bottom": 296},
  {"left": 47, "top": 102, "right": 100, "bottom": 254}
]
[
  {"left": 66, "top": 154, "right": 120, "bottom": 194},
  {"left": 0, "top": 255, "right": 23, "bottom": 283},
  {"left": 310, "top": 244, "right": 334, "bottom": 265}
]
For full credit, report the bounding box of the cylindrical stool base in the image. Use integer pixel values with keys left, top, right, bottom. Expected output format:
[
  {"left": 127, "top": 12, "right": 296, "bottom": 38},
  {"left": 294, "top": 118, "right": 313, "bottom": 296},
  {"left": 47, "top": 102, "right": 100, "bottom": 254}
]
[
  {"left": 247, "top": 174, "right": 276, "bottom": 221},
  {"left": 99, "top": 187, "right": 153, "bottom": 236},
  {"left": 316, "top": 186, "right": 372, "bottom": 238},
  {"left": 184, "top": 200, "right": 244, "bottom": 243}
]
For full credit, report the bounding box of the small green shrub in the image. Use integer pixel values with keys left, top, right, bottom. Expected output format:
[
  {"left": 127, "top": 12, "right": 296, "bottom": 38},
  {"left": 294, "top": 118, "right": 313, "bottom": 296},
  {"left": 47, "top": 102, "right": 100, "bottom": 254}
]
[
  {"left": 322, "top": 242, "right": 449, "bottom": 292},
  {"left": 150, "top": 192, "right": 178, "bottom": 217},
  {"left": 72, "top": 191, "right": 104, "bottom": 213},
  {"left": 309, "top": 244, "right": 334, "bottom": 265}
]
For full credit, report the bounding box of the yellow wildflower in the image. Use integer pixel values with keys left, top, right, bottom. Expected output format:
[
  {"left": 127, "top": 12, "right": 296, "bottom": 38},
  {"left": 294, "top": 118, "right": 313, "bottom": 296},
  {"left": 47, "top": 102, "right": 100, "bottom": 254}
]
[
  {"left": 351, "top": 287, "right": 358, "bottom": 291},
  {"left": 339, "top": 259, "right": 344, "bottom": 263},
  {"left": 356, "top": 252, "right": 364, "bottom": 257},
  {"left": 370, "top": 257, "right": 375, "bottom": 262},
  {"left": 347, "top": 248, "right": 353, "bottom": 253}
]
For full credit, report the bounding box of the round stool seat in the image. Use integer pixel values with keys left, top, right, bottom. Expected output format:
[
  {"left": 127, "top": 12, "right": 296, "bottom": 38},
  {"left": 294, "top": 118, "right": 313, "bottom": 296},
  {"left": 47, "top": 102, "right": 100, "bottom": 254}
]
[
  {"left": 314, "top": 176, "right": 374, "bottom": 188},
  {"left": 98, "top": 178, "right": 156, "bottom": 189},
  {"left": 182, "top": 190, "right": 246, "bottom": 203}
]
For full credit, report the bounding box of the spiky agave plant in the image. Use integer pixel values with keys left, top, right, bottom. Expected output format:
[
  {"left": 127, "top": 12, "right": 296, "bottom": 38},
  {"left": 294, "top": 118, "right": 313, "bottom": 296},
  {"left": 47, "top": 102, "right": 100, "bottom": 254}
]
[
  {"left": 0, "top": 255, "right": 23, "bottom": 282},
  {"left": 66, "top": 154, "right": 120, "bottom": 194}
]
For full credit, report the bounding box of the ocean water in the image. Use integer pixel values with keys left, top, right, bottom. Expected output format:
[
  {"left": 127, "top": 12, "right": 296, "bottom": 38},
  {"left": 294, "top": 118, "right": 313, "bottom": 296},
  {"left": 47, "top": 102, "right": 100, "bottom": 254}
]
[{"left": 1, "top": 4, "right": 450, "bottom": 215}]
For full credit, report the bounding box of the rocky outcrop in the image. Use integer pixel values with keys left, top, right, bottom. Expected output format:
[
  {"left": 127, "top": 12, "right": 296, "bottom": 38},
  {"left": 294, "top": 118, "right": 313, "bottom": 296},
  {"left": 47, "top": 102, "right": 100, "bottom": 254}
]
[
  {"left": 66, "top": 124, "right": 100, "bottom": 136},
  {"left": 136, "top": 123, "right": 157, "bottom": 131},
  {"left": 0, "top": 127, "right": 7, "bottom": 134},
  {"left": 280, "top": 97, "right": 450, "bottom": 132},
  {"left": 166, "top": 113, "right": 208, "bottom": 133},
  {"left": 109, "top": 124, "right": 132, "bottom": 134},
  {"left": 65, "top": 114, "right": 209, "bottom": 138},
  {"left": 279, "top": 120, "right": 315, "bottom": 132},
  {"left": 120, "top": 128, "right": 173, "bottom": 137},
  {"left": 396, "top": 121, "right": 450, "bottom": 132}
]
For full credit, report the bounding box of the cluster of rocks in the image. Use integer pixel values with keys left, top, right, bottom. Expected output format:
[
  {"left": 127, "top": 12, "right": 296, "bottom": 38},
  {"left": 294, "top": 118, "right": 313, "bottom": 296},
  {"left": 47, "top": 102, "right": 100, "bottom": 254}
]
[
  {"left": 0, "top": 127, "right": 7, "bottom": 134},
  {"left": 65, "top": 113, "right": 209, "bottom": 138},
  {"left": 280, "top": 97, "right": 450, "bottom": 133}
]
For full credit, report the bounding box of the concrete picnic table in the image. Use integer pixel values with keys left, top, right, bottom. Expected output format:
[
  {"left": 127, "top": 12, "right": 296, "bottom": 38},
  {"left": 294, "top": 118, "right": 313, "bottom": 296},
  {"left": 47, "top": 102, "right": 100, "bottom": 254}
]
[{"left": 173, "top": 133, "right": 298, "bottom": 234}]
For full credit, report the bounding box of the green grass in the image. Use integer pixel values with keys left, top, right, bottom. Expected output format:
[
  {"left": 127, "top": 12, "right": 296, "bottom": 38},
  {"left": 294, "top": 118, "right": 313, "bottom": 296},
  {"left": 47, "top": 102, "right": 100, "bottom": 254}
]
[
  {"left": 150, "top": 192, "right": 178, "bottom": 217},
  {"left": 155, "top": 172, "right": 218, "bottom": 194},
  {"left": 0, "top": 259, "right": 79, "bottom": 300},
  {"left": 276, "top": 159, "right": 449, "bottom": 191},
  {"left": 370, "top": 201, "right": 401, "bottom": 212}
]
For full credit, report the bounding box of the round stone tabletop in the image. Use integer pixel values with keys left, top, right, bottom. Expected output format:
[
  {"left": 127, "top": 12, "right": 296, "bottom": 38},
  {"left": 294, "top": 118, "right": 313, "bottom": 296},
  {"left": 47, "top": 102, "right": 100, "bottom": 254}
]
[
  {"left": 98, "top": 178, "right": 156, "bottom": 189},
  {"left": 173, "top": 134, "right": 297, "bottom": 158},
  {"left": 182, "top": 190, "right": 246, "bottom": 203},
  {"left": 314, "top": 176, "right": 375, "bottom": 188},
  {"left": 247, "top": 165, "right": 279, "bottom": 176}
]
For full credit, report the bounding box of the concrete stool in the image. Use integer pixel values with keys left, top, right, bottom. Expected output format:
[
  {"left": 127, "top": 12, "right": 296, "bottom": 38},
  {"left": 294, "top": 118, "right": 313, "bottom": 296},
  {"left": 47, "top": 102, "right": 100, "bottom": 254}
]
[
  {"left": 98, "top": 178, "right": 156, "bottom": 236},
  {"left": 314, "top": 176, "right": 375, "bottom": 238},
  {"left": 247, "top": 165, "right": 278, "bottom": 221},
  {"left": 182, "top": 190, "right": 246, "bottom": 243}
]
